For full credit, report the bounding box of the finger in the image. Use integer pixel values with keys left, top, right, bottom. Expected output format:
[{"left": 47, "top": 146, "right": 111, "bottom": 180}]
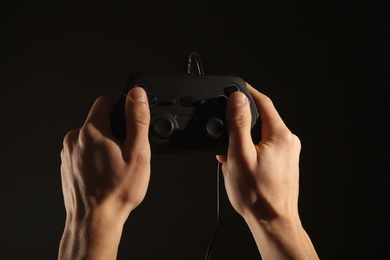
[
  {"left": 62, "top": 128, "right": 80, "bottom": 152},
  {"left": 226, "top": 91, "right": 256, "bottom": 159},
  {"left": 246, "top": 83, "right": 289, "bottom": 140},
  {"left": 216, "top": 155, "right": 227, "bottom": 164},
  {"left": 83, "top": 96, "right": 116, "bottom": 137},
  {"left": 123, "top": 87, "right": 150, "bottom": 151}
]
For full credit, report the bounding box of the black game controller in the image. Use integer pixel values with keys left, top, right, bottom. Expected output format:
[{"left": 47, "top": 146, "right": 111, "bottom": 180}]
[{"left": 110, "top": 73, "right": 259, "bottom": 154}]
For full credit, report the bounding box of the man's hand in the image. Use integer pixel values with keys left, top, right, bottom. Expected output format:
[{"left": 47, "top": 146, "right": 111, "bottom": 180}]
[
  {"left": 58, "top": 87, "right": 150, "bottom": 260},
  {"left": 217, "top": 84, "right": 318, "bottom": 259}
]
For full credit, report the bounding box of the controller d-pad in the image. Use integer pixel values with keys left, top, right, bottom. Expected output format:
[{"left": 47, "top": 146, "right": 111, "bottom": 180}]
[{"left": 205, "top": 118, "right": 224, "bottom": 139}]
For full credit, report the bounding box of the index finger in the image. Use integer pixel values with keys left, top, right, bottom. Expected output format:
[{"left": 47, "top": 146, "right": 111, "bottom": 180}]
[
  {"left": 83, "top": 96, "right": 116, "bottom": 138},
  {"left": 246, "top": 83, "right": 290, "bottom": 140}
]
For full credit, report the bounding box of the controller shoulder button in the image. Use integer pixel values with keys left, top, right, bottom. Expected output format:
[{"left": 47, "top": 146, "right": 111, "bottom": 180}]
[{"left": 224, "top": 85, "right": 240, "bottom": 96}]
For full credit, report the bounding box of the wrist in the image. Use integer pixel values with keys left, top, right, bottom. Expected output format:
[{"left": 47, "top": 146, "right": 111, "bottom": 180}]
[
  {"left": 244, "top": 213, "right": 318, "bottom": 259},
  {"left": 59, "top": 205, "right": 128, "bottom": 260},
  {"left": 244, "top": 210, "right": 303, "bottom": 239}
]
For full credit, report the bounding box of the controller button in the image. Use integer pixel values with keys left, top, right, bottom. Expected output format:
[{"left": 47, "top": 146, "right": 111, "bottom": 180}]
[
  {"left": 147, "top": 94, "right": 158, "bottom": 106},
  {"left": 205, "top": 118, "right": 224, "bottom": 139},
  {"left": 152, "top": 114, "right": 177, "bottom": 139},
  {"left": 168, "top": 98, "right": 176, "bottom": 105},
  {"left": 215, "top": 95, "right": 228, "bottom": 109},
  {"left": 180, "top": 96, "right": 194, "bottom": 107},
  {"left": 224, "top": 85, "right": 240, "bottom": 96},
  {"left": 159, "top": 98, "right": 177, "bottom": 106}
]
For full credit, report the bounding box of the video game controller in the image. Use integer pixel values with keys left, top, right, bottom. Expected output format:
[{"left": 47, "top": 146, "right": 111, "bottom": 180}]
[{"left": 110, "top": 73, "right": 259, "bottom": 154}]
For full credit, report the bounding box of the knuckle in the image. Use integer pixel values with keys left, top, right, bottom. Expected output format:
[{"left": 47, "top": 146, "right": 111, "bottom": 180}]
[
  {"left": 128, "top": 109, "right": 151, "bottom": 131},
  {"left": 231, "top": 112, "right": 251, "bottom": 130},
  {"left": 94, "top": 96, "right": 110, "bottom": 106},
  {"left": 94, "top": 96, "right": 104, "bottom": 105},
  {"left": 63, "top": 129, "right": 79, "bottom": 149},
  {"left": 281, "top": 130, "right": 294, "bottom": 143},
  {"left": 261, "top": 93, "right": 273, "bottom": 107},
  {"left": 135, "top": 150, "right": 150, "bottom": 165},
  {"left": 60, "top": 148, "right": 65, "bottom": 161},
  {"left": 92, "top": 96, "right": 115, "bottom": 113},
  {"left": 126, "top": 104, "right": 150, "bottom": 126},
  {"left": 79, "top": 123, "right": 101, "bottom": 146},
  {"left": 125, "top": 145, "right": 151, "bottom": 163},
  {"left": 133, "top": 114, "right": 150, "bottom": 128},
  {"left": 278, "top": 131, "right": 301, "bottom": 151},
  {"left": 292, "top": 134, "right": 302, "bottom": 150}
]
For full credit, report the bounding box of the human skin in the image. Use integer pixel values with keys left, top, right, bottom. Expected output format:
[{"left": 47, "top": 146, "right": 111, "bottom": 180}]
[
  {"left": 58, "top": 87, "right": 151, "bottom": 260},
  {"left": 217, "top": 84, "right": 319, "bottom": 259},
  {"left": 58, "top": 84, "right": 318, "bottom": 259}
]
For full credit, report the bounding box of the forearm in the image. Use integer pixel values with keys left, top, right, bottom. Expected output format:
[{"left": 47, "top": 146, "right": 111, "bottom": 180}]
[
  {"left": 245, "top": 215, "right": 318, "bottom": 260},
  {"left": 58, "top": 208, "right": 126, "bottom": 260}
]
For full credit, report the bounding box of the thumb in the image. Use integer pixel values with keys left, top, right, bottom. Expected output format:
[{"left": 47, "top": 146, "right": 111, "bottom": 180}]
[
  {"left": 226, "top": 91, "right": 255, "bottom": 159},
  {"left": 123, "top": 87, "right": 150, "bottom": 152}
]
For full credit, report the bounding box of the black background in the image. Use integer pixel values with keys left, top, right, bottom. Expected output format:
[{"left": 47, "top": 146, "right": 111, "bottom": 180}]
[{"left": 0, "top": 0, "right": 389, "bottom": 259}]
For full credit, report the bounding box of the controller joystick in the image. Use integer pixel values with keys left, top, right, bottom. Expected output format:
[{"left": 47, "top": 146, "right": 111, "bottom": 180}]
[
  {"left": 205, "top": 118, "right": 224, "bottom": 139},
  {"left": 151, "top": 113, "right": 178, "bottom": 139}
]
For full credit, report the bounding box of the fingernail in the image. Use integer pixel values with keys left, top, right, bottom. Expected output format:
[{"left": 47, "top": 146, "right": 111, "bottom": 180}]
[
  {"left": 234, "top": 92, "right": 248, "bottom": 107},
  {"left": 129, "top": 87, "right": 146, "bottom": 102}
]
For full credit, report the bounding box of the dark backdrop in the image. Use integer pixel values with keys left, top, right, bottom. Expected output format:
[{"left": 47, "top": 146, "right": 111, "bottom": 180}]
[{"left": 1, "top": 0, "right": 388, "bottom": 259}]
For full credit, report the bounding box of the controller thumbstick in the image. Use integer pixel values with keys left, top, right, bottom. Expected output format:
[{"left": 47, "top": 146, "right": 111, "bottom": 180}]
[
  {"left": 205, "top": 118, "right": 224, "bottom": 139},
  {"left": 152, "top": 114, "right": 178, "bottom": 139}
]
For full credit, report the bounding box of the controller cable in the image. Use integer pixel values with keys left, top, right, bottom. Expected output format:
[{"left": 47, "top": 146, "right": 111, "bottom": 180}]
[
  {"left": 186, "top": 52, "right": 204, "bottom": 75},
  {"left": 185, "top": 52, "right": 221, "bottom": 259},
  {"left": 204, "top": 161, "right": 222, "bottom": 260}
]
